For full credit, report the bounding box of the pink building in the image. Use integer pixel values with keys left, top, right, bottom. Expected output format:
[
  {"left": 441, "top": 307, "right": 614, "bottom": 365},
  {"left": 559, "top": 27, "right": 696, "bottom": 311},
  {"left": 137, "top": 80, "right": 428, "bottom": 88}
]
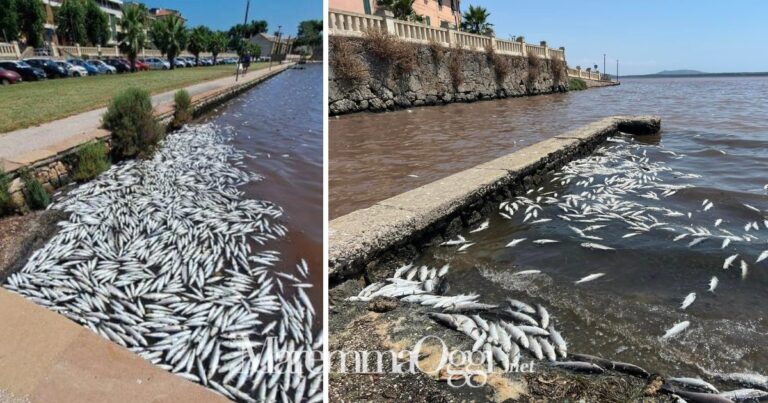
[{"left": 330, "top": 0, "right": 462, "bottom": 29}]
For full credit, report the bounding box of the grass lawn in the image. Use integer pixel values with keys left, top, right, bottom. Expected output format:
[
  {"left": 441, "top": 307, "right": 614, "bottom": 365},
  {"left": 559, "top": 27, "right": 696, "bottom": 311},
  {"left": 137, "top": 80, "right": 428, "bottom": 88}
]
[{"left": 0, "top": 63, "right": 268, "bottom": 134}]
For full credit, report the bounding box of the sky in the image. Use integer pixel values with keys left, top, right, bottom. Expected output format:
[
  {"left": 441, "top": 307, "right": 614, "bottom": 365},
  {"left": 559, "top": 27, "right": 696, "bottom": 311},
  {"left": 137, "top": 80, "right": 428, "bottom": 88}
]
[
  {"left": 130, "top": 0, "right": 322, "bottom": 38},
  {"left": 463, "top": 0, "right": 768, "bottom": 75}
]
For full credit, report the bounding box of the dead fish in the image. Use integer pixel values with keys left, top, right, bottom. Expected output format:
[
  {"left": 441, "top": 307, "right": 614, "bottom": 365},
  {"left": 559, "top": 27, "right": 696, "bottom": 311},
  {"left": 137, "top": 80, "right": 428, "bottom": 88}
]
[
  {"left": 667, "top": 377, "right": 720, "bottom": 394},
  {"left": 505, "top": 238, "right": 527, "bottom": 247},
  {"left": 469, "top": 220, "right": 489, "bottom": 233},
  {"left": 681, "top": 292, "right": 696, "bottom": 310},
  {"left": 708, "top": 277, "right": 719, "bottom": 293},
  {"left": 575, "top": 273, "right": 605, "bottom": 284},
  {"left": 580, "top": 242, "right": 615, "bottom": 251},
  {"left": 661, "top": 321, "right": 690, "bottom": 340},
  {"left": 550, "top": 361, "right": 605, "bottom": 374}
]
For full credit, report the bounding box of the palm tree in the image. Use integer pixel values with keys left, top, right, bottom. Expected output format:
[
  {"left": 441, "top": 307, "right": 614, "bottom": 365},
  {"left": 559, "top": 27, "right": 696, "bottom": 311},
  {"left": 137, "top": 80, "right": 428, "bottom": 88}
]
[
  {"left": 376, "top": 0, "right": 423, "bottom": 22},
  {"left": 118, "top": 3, "right": 147, "bottom": 72},
  {"left": 187, "top": 26, "right": 210, "bottom": 66},
  {"left": 149, "top": 15, "right": 188, "bottom": 70},
  {"left": 461, "top": 5, "right": 494, "bottom": 36},
  {"left": 208, "top": 31, "right": 228, "bottom": 65},
  {"left": 247, "top": 20, "right": 267, "bottom": 37}
]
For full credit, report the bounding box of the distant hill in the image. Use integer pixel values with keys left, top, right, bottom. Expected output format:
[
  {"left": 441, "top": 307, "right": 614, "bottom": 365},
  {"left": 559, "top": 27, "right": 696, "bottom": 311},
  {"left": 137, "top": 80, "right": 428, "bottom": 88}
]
[
  {"left": 655, "top": 69, "right": 706, "bottom": 75},
  {"left": 623, "top": 70, "right": 768, "bottom": 78}
]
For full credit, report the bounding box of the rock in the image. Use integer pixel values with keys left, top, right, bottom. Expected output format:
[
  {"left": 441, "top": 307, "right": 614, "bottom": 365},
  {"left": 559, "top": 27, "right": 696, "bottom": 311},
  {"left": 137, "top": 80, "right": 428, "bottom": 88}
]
[
  {"left": 367, "top": 296, "right": 399, "bottom": 313},
  {"left": 642, "top": 373, "right": 664, "bottom": 396}
]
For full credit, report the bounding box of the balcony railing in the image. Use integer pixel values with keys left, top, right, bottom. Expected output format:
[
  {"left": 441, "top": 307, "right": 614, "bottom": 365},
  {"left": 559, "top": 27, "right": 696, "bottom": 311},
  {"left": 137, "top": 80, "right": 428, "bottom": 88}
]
[{"left": 328, "top": 8, "right": 566, "bottom": 60}]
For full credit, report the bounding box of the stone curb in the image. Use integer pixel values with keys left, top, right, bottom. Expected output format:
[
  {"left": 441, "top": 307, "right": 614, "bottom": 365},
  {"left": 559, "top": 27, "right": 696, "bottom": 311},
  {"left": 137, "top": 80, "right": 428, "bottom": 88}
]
[{"left": 329, "top": 115, "right": 661, "bottom": 283}]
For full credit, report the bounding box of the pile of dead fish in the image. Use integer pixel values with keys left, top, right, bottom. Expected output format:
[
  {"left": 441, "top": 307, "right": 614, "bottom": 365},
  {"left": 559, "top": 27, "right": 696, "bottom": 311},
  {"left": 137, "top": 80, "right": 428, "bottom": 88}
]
[
  {"left": 349, "top": 264, "right": 581, "bottom": 372},
  {"left": 4, "top": 124, "right": 322, "bottom": 403},
  {"left": 349, "top": 264, "right": 768, "bottom": 402},
  {"left": 477, "top": 135, "right": 767, "bottom": 339}
]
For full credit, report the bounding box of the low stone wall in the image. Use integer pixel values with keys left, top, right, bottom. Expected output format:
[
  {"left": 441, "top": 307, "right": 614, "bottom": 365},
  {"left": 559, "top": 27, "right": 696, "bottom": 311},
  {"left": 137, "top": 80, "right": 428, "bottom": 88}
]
[
  {"left": 3, "top": 65, "right": 292, "bottom": 212},
  {"left": 329, "top": 37, "right": 568, "bottom": 115},
  {"left": 329, "top": 116, "right": 661, "bottom": 284}
]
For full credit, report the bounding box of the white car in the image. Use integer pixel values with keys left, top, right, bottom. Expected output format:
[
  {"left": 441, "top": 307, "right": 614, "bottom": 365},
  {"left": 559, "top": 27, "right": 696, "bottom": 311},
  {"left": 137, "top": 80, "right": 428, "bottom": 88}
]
[
  {"left": 141, "top": 57, "right": 170, "bottom": 70},
  {"left": 55, "top": 61, "right": 88, "bottom": 77}
]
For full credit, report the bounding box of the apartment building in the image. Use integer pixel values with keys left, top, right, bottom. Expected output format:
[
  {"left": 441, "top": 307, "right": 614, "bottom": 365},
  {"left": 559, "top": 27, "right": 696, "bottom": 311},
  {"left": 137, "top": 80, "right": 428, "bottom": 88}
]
[
  {"left": 330, "top": 0, "right": 461, "bottom": 29},
  {"left": 43, "top": 0, "right": 124, "bottom": 45}
]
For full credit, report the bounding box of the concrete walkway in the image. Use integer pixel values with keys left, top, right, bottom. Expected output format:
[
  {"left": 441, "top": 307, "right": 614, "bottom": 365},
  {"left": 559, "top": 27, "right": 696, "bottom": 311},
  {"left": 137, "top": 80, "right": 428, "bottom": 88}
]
[
  {"left": 0, "top": 64, "right": 292, "bottom": 172},
  {"left": 0, "top": 289, "right": 228, "bottom": 403}
]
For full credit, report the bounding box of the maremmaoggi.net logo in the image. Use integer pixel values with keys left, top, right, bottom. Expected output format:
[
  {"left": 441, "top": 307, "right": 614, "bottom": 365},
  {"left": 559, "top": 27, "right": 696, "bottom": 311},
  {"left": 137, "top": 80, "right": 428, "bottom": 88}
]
[{"left": 329, "top": 335, "right": 536, "bottom": 387}]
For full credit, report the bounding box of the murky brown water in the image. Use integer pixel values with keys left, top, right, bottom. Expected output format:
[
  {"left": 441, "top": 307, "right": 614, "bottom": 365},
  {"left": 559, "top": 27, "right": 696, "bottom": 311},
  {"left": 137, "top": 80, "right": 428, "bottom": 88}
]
[
  {"left": 330, "top": 77, "right": 768, "bottom": 219},
  {"left": 332, "top": 77, "right": 768, "bottom": 384},
  {"left": 204, "top": 64, "right": 323, "bottom": 322}
]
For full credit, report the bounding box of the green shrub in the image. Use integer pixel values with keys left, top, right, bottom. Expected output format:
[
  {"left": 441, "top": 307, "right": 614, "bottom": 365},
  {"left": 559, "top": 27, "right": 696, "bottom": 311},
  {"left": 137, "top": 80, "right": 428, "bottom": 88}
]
[
  {"left": 172, "top": 89, "right": 193, "bottom": 129},
  {"left": 73, "top": 142, "right": 111, "bottom": 182},
  {"left": 0, "top": 168, "right": 13, "bottom": 215},
  {"left": 568, "top": 77, "right": 587, "bottom": 91},
  {"left": 102, "top": 87, "right": 162, "bottom": 160},
  {"left": 21, "top": 170, "right": 50, "bottom": 210}
]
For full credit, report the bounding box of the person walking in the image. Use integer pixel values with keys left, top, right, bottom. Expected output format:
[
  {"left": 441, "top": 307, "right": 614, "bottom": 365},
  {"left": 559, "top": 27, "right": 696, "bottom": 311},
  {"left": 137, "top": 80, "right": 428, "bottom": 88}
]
[{"left": 242, "top": 53, "right": 252, "bottom": 75}]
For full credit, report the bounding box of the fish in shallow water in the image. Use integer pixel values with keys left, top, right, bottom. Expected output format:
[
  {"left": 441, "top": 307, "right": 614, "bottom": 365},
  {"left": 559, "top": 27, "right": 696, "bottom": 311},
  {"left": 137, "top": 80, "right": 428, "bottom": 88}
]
[
  {"left": 681, "top": 292, "right": 696, "bottom": 310},
  {"left": 661, "top": 321, "right": 690, "bottom": 340},
  {"left": 574, "top": 273, "right": 605, "bottom": 284}
]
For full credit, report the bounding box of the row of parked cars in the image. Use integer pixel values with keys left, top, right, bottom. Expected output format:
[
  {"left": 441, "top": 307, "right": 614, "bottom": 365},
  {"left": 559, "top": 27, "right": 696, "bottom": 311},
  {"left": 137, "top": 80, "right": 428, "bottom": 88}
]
[{"left": 0, "top": 55, "right": 241, "bottom": 85}]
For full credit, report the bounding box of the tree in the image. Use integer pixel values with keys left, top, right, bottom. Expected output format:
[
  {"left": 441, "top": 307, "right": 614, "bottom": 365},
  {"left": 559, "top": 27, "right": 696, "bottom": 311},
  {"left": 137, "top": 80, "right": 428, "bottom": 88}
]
[
  {"left": 118, "top": 3, "right": 147, "bottom": 72},
  {"left": 208, "top": 31, "right": 228, "bottom": 65},
  {"left": 247, "top": 20, "right": 267, "bottom": 37},
  {"left": 295, "top": 19, "right": 322, "bottom": 56},
  {"left": 17, "top": 0, "right": 46, "bottom": 47},
  {"left": 149, "top": 15, "right": 188, "bottom": 70},
  {"left": 376, "top": 0, "right": 423, "bottom": 22},
  {"left": 84, "top": 0, "right": 110, "bottom": 46},
  {"left": 187, "top": 25, "right": 210, "bottom": 66},
  {"left": 0, "top": 0, "right": 19, "bottom": 43},
  {"left": 55, "top": 0, "right": 87, "bottom": 45},
  {"left": 461, "top": 5, "right": 493, "bottom": 36}
]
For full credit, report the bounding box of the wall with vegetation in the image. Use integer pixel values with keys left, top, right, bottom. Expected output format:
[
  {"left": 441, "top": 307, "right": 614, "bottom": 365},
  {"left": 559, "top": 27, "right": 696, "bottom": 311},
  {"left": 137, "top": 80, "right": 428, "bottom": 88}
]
[{"left": 329, "top": 34, "right": 568, "bottom": 115}]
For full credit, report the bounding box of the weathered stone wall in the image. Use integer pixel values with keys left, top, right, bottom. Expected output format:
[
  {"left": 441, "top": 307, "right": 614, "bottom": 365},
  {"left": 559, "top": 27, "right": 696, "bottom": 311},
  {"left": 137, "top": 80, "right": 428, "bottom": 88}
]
[
  {"left": 5, "top": 139, "right": 112, "bottom": 209},
  {"left": 329, "top": 37, "right": 569, "bottom": 115}
]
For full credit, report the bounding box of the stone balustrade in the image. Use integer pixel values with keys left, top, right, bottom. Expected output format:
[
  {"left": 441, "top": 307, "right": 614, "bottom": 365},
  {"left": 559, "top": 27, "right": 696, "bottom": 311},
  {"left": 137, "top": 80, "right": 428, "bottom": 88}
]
[
  {"left": 0, "top": 42, "right": 21, "bottom": 60},
  {"left": 567, "top": 67, "right": 610, "bottom": 81},
  {"left": 328, "top": 8, "right": 566, "bottom": 60},
  {"left": 0, "top": 42, "right": 239, "bottom": 61}
]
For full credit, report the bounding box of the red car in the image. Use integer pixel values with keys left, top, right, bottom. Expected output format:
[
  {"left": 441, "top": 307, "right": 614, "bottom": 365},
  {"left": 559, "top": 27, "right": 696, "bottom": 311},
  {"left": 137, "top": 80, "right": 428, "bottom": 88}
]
[
  {"left": 0, "top": 67, "right": 22, "bottom": 85},
  {"left": 133, "top": 59, "right": 150, "bottom": 71}
]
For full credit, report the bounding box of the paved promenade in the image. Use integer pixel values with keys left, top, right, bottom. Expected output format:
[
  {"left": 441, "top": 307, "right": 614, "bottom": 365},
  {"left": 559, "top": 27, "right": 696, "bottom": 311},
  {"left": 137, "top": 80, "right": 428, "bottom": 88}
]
[
  {"left": 0, "top": 289, "right": 228, "bottom": 403},
  {"left": 0, "top": 63, "right": 292, "bottom": 173}
]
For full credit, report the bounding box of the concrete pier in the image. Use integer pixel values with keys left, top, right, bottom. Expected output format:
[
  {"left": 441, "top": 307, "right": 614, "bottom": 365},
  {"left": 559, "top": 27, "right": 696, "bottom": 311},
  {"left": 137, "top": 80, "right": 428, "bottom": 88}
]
[{"left": 329, "top": 115, "right": 661, "bottom": 283}]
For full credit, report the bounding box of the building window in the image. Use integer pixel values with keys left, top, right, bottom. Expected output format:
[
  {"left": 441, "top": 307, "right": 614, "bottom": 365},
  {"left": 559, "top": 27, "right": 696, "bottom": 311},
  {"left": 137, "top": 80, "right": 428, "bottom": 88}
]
[
  {"left": 363, "top": 0, "right": 371, "bottom": 15},
  {"left": 425, "top": 16, "right": 431, "bottom": 26}
]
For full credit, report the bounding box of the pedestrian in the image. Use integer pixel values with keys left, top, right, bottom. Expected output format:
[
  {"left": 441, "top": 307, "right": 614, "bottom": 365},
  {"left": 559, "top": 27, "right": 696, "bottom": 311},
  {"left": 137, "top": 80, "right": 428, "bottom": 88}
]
[{"left": 243, "top": 53, "right": 252, "bottom": 74}]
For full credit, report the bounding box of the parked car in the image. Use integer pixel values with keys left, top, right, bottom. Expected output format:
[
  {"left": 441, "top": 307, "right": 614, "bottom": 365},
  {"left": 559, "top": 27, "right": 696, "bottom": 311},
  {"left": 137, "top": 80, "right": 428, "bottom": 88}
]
[
  {"left": 181, "top": 56, "right": 199, "bottom": 66},
  {"left": 24, "top": 58, "right": 68, "bottom": 78},
  {"left": 257, "top": 56, "right": 271, "bottom": 62},
  {"left": 199, "top": 58, "right": 213, "bottom": 66},
  {"left": 87, "top": 59, "right": 116, "bottom": 74},
  {"left": 0, "top": 60, "right": 46, "bottom": 81},
  {"left": 141, "top": 57, "right": 169, "bottom": 70},
  {"left": 55, "top": 61, "right": 88, "bottom": 77},
  {"left": 170, "top": 58, "right": 186, "bottom": 68},
  {"left": 69, "top": 59, "right": 101, "bottom": 75},
  {"left": 0, "top": 67, "right": 22, "bottom": 85},
  {"left": 131, "top": 59, "right": 150, "bottom": 71},
  {"left": 104, "top": 58, "right": 130, "bottom": 73}
]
